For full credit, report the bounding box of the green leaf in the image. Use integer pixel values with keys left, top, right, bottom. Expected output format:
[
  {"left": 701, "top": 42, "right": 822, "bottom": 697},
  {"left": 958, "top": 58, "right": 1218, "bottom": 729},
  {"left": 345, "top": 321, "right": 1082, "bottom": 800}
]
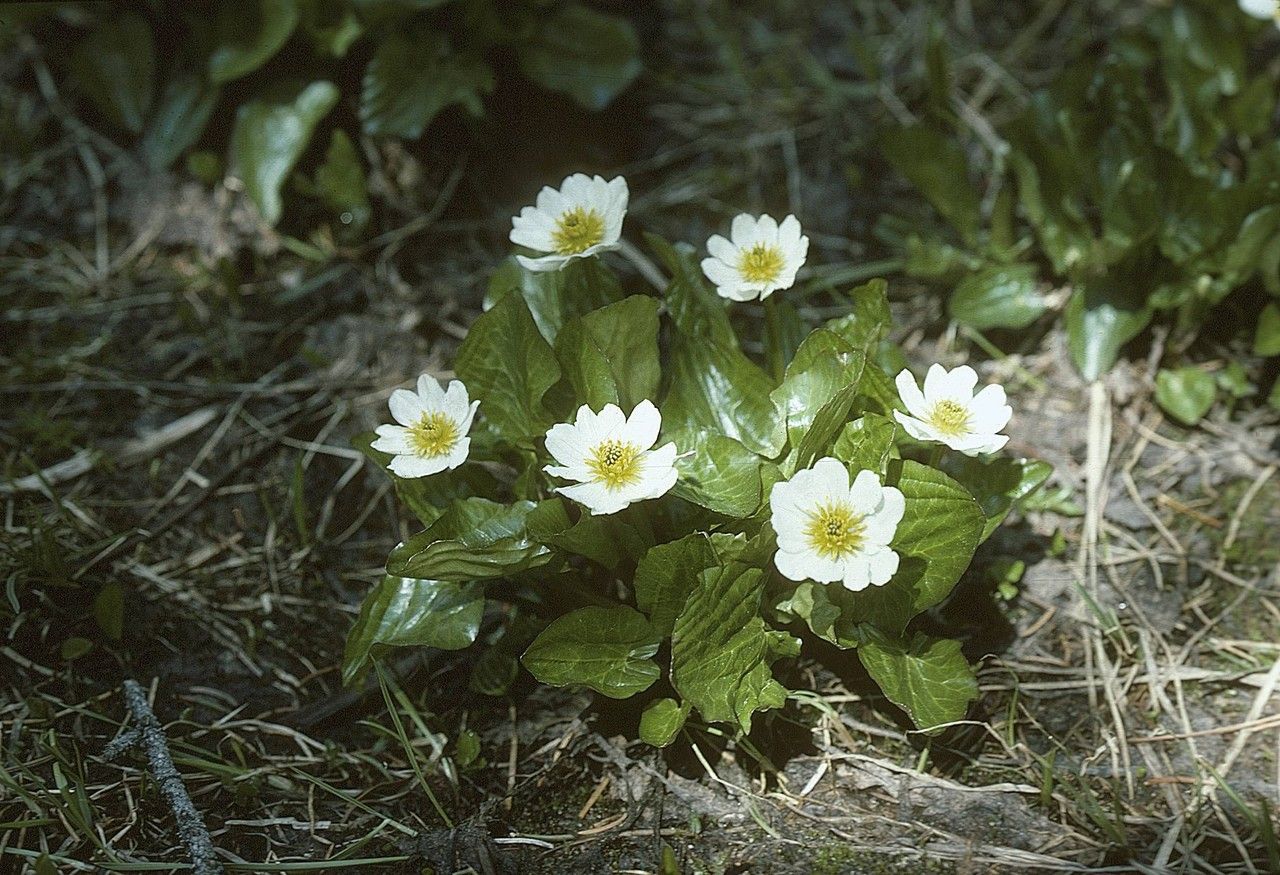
[
  {"left": 208, "top": 0, "right": 299, "bottom": 84},
  {"left": 354, "top": 431, "right": 499, "bottom": 527},
  {"left": 771, "top": 329, "right": 869, "bottom": 469},
  {"left": 554, "top": 295, "right": 660, "bottom": 411},
  {"left": 671, "top": 562, "right": 800, "bottom": 732},
  {"left": 1065, "top": 275, "right": 1153, "bottom": 381},
  {"left": 634, "top": 533, "right": 718, "bottom": 636},
  {"left": 516, "top": 4, "right": 641, "bottom": 111},
  {"left": 61, "top": 637, "right": 94, "bottom": 662},
  {"left": 487, "top": 256, "right": 624, "bottom": 344},
  {"left": 941, "top": 456, "right": 1054, "bottom": 542},
  {"left": 1155, "top": 367, "right": 1216, "bottom": 426},
  {"left": 525, "top": 497, "right": 650, "bottom": 570},
  {"left": 314, "top": 129, "right": 370, "bottom": 233},
  {"left": 831, "top": 414, "right": 898, "bottom": 475},
  {"left": 825, "top": 278, "right": 892, "bottom": 350},
  {"left": 647, "top": 234, "right": 737, "bottom": 348},
  {"left": 387, "top": 498, "right": 552, "bottom": 581},
  {"left": 949, "top": 264, "right": 1047, "bottom": 330},
  {"left": 299, "top": 0, "right": 363, "bottom": 57},
  {"left": 858, "top": 634, "right": 978, "bottom": 731},
  {"left": 522, "top": 606, "right": 661, "bottom": 699},
  {"left": 70, "top": 13, "right": 155, "bottom": 135},
  {"left": 668, "top": 430, "right": 766, "bottom": 518},
  {"left": 361, "top": 29, "right": 493, "bottom": 138},
  {"left": 796, "top": 460, "right": 985, "bottom": 640},
  {"left": 665, "top": 332, "right": 783, "bottom": 457},
  {"left": 93, "top": 581, "right": 124, "bottom": 641},
  {"left": 230, "top": 80, "right": 339, "bottom": 225},
  {"left": 139, "top": 73, "right": 220, "bottom": 170},
  {"left": 1255, "top": 302, "right": 1280, "bottom": 357},
  {"left": 639, "top": 698, "right": 690, "bottom": 748},
  {"left": 881, "top": 125, "right": 981, "bottom": 245},
  {"left": 455, "top": 293, "right": 562, "bottom": 442},
  {"left": 342, "top": 576, "right": 484, "bottom": 685}
]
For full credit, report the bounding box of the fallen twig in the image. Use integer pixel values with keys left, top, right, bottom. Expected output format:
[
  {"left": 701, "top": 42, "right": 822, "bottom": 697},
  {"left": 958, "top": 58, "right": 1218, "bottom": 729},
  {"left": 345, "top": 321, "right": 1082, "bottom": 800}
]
[{"left": 105, "top": 679, "right": 223, "bottom": 875}]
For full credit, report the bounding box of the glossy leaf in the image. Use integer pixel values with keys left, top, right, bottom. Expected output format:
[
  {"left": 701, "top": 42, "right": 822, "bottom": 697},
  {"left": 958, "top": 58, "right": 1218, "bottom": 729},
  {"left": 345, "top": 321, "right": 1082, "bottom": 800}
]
[
  {"left": 881, "top": 125, "right": 981, "bottom": 245},
  {"left": 1255, "top": 302, "right": 1280, "bottom": 357},
  {"left": 342, "top": 576, "right": 484, "bottom": 685},
  {"left": 831, "top": 414, "right": 898, "bottom": 475},
  {"left": 208, "top": 0, "right": 299, "bottom": 84},
  {"left": 667, "top": 430, "right": 766, "bottom": 519},
  {"left": 949, "top": 264, "right": 1047, "bottom": 330},
  {"left": 942, "top": 456, "right": 1054, "bottom": 542},
  {"left": 230, "top": 80, "right": 339, "bottom": 225},
  {"left": 487, "top": 257, "right": 625, "bottom": 344},
  {"left": 890, "top": 460, "right": 985, "bottom": 615},
  {"left": 139, "top": 73, "right": 220, "bottom": 170},
  {"left": 387, "top": 498, "right": 552, "bottom": 581},
  {"left": 639, "top": 698, "right": 690, "bottom": 747},
  {"left": 858, "top": 634, "right": 978, "bottom": 731},
  {"left": 516, "top": 4, "right": 641, "bottom": 111},
  {"left": 522, "top": 606, "right": 661, "bottom": 699},
  {"left": 634, "top": 533, "right": 718, "bottom": 636},
  {"left": 665, "top": 331, "right": 783, "bottom": 457},
  {"left": 1155, "top": 367, "right": 1216, "bottom": 426},
  {"left": 314, "top": 129, "right": 370, "bottom": 233},
  {"left": 455, "top": 293, "right": 562, "bottom": 441},
  {"left": 70, "top": 14, "right": 155, "bottom": 135},
  {"left": 1065, "top": 276, "right": 1153, "bottom": 381},
  {"left": 672, "top": 562, "right": 800, "bottom": 732},
  {"left": 555, "top": 295, "right": 660, "bottom": 411},
  {"left": 525, "top": 498, "right": 650, "bottom": 570},
  {"left": 361, "top": 29, "right": 493, "bottom": 138}
]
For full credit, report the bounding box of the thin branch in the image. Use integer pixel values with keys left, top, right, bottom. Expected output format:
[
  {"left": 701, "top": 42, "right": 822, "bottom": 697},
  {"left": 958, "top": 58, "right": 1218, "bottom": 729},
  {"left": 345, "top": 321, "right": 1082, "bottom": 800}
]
[{"left": 105, "top": 679, "right": 223, "bottom": 875}]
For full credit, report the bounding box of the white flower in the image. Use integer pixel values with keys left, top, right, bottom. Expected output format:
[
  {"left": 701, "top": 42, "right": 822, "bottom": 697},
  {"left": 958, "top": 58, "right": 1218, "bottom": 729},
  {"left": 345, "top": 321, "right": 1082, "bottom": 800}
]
[
  {"left": 509, "top": 173, "right": 628, "bottom": 272},
  {"left": 700, "top": 213, "right": 809, "bottom": 302},
  {"left": 372, "top": 375, "right": 479, "bottom": 478},
  {"left": 770, "top": 457, "right": 904, "bottom": 591},
  {"left": 893, "top": 364, "right": 1012, "bottom": 457},
  {"left": 543, "top": 400, "right": 679, "bottom": 515},
  {"left": 1240, "top": 0, "right": 1279, "bottom": 24}
]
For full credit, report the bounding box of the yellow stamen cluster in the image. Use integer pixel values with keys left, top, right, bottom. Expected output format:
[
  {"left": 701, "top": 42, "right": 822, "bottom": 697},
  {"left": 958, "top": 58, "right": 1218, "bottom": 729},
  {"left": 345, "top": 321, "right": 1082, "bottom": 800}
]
[
  {"left": 737, "top": 243, "right": 785, "bottom": 284},
  {"left": 587, "top": 439, "right": 641, "bottom": 490},
  {"left": 927, "top": 399, "right": 971, "bottom": 436},
  {"left": 804, "top": 503, "right": 865, "bottom": 560},
  {"left": 551, "top": 207, "right": 605, "bottom": 255},
  {"left": 408, "top": 412, "right": 460, "bottom": 458}
]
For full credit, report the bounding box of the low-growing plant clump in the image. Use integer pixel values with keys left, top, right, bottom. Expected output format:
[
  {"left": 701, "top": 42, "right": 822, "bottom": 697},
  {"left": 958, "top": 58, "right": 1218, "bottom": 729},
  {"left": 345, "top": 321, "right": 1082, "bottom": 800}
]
[
  {"left": 345, "top": 172, "right": 1052, "bottom": 740},
  {"left": 879, "top": 0, "right": 1280, "bottom": 420}
]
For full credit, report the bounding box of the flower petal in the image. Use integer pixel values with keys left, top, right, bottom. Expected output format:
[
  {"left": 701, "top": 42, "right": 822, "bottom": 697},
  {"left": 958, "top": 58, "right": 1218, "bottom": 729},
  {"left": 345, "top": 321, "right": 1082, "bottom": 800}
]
[
  {"left": 841, "top": 556, "right": 872, "bottom": 592},
  {"left": 389, "top": 388, "right": 425, "bottom": 426},
  {"left": 389, "top": 453, "right": 450, "bottom": 478},
  {"left": 893, "top": 410, "right": 942, "bottom": 445},
  {"left": 922, "top": 363, "right": 952, "bottom": 404},
  {"left": 623, "top": 400, "right": 661, "bottom": 449},
  {"left": 558, "top": 480, "right": 629, "bottom": 515},
  {"left": 865, "top": 548, "right": 900, "bottom": 586},
  {"left": 895, "top": 370, "right": 928, "bottom": 418},
  {"left": 864, "top": 486, "right": 904, "bottom": 545},
  {"left": 371, "top": 424, "right": 411, "bottom": 455},
  {"left": 516, "top": 252, "right": 571, "bottom": 272},
  {"left": 730, "top": 213, "right": 758, "bottom": 245}
]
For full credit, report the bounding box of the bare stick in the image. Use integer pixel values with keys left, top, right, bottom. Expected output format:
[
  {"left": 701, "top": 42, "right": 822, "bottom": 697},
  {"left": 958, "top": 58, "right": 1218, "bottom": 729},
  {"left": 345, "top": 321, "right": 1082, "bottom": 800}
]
[{"left": 105, "top": 679, "right": 223, "bottom": 875}]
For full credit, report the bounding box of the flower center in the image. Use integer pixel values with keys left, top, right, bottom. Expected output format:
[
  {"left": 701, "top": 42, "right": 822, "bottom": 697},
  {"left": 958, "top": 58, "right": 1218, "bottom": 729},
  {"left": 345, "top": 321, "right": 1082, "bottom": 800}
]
[
  {"left": 928, "top": 399, "right": 971, "bottom": 436},
  {"left": 737, "top": 243, "right": 785, "bottom": 284},
  {"left": 804, "top": 503, "right": 865, "bottom": 560},
  {"left": 551, "top": 207, "right": 605, "bottom": 255},
  {"left": 408, "top": 412, "right": 460, "bottom": 458},
  {"left": 586, "top": 439, "right": 641, "bottom": 490}
]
